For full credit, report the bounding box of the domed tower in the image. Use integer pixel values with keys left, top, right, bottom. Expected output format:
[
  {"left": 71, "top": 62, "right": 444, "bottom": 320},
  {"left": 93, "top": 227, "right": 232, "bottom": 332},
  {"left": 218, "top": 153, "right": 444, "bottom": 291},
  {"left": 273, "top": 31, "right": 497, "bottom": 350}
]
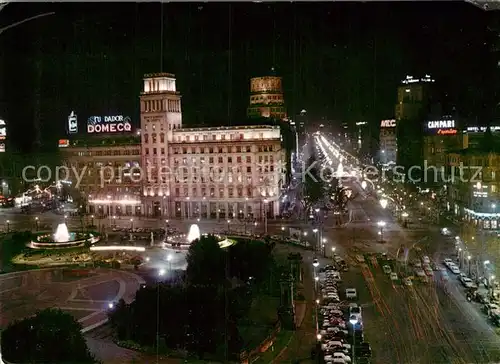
[{"left": 247, "top": 76, "right": 287, "bottom": 120}]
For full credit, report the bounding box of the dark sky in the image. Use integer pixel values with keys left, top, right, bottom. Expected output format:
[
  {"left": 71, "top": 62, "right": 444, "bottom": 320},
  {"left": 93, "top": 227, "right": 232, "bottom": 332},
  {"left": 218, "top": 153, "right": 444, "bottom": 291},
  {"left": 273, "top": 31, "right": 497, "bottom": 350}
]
[{"left": 0, "top": 2, "right": 491, "bottom": 152}]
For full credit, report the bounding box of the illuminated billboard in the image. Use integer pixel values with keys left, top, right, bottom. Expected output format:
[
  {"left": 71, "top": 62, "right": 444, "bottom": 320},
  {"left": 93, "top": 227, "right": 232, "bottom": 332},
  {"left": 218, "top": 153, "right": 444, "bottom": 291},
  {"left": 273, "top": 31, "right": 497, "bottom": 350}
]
[
  {"left": 380, "top": 119, "right": 396, "bottom": 128},
  {"left": 0, "top": 119, "right": 6, "bottom": 141},
  {"left": 87, "top": 115, "right": 132, "bottom": 134},
  {"left": 426, "top": 119, "right": 458, "bottom": 136},
  {"left": 68, "top": 111, "right": 78, "bottom": 134},
  {"left": 58, "top": 139, "right": 70, "bottom": 148}
]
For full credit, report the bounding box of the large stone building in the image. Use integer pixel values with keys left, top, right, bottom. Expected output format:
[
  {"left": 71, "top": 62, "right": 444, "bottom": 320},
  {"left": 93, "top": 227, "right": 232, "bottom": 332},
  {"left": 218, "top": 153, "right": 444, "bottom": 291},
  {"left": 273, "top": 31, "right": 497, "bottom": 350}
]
[
  {"left": 61, "top": 73, "right": 286, "bottom": 220},
  {"left": 141, "top": 73, "right": 286, "bottom": 219},
  {"left": 446, "top": 148, "right": 500, "bottom": 230},
  {"left": 59, "top": 135, "right": 142, "bottom": 216}
]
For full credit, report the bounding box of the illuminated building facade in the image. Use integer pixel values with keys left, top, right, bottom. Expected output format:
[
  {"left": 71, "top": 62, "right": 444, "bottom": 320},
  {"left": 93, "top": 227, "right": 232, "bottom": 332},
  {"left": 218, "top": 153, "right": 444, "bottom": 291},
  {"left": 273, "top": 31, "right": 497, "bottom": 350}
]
[
  {"left": 395, "top": 75, "right": 435, "bottom": 170},
  {"left": 247, "top": 76, "right": 287, "bottom": 120},
  {"left": 141, "top": 73, "right": 285, "bottom": 219},
  {"left": 446, "top": 149, "right": 500, "bottom": 230},
  {"left": 379, "top": 119, "right": 397, "bottom": 165},
  {"left": 423, "top": 117, "right": 465, "bottom": 173},
  {"left": 59, "top": 135, "right": 142, "bottom": 216}
]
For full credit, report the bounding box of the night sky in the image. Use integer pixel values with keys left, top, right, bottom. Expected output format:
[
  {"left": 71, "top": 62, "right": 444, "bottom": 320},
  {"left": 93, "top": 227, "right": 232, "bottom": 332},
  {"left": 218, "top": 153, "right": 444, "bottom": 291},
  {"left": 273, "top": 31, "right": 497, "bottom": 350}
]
[{"left": 0, "top": 2, "right": 492, "bottom": 152}]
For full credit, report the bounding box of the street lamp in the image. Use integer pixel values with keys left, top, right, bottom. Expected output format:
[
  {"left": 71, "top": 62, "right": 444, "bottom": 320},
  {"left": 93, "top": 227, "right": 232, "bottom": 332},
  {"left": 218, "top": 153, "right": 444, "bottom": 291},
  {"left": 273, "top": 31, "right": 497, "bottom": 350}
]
[
  {"left": 91, "top": 215, "right": 95, "bottom": 227},
  {"left": 227, "top": 219, "right": 231, "bottom": 233},
  {"left": 377, "top": 221, "right": 386, "bottom": 242},
  {"left": 467, "top": 255, "right": 472, "bottom": 276},
  {"left": 281, "top": 226, "right": 285, "bottom": 240},
  {"left": 491, "top": 275, "right": 496, "bottom": 299},
  {"left": 263, "top": 199, "right": 269, "bottom": 235},
  {"left": 166, "top": 254, "right": 172, "bottom": 272},
  {"left": 6, "top": 220, "right": 9, "bottom": 233},
  {"left": 35, "top": 216, "right": 39, "bottom": 231},
  {"left": 402, "top": 212, "right": 409, "bottom": 228},
  {"left": 130, "top": 218, "right": 134, "bottom": 230},
  {"left": 349, "top": 315, "right": 358, "bottom": 362}
]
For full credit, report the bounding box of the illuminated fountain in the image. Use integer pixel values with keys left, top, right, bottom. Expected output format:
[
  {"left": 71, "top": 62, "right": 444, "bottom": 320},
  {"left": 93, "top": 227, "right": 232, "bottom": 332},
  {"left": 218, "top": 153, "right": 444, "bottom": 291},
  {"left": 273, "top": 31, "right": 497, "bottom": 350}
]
[
  {"left": 54, "top": 223, "right": 70, "bottom": 243},
  {"left": 28, "top": 222, "right": 100, "bottom": 250},
  {"left": 187, "top": 224, "right": 201, "bottom": 243},
  {"left": 164, "top": 223, "right": 235, "bottom": 250}
]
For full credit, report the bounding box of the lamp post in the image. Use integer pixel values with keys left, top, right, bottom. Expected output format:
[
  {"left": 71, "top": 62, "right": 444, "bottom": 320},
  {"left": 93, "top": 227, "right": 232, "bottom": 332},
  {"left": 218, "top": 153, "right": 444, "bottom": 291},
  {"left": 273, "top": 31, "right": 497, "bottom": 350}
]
[
  {"left": 377, "top": 221, "right": 386, "bottom": 243},
  {"left": 91, "top": 215, "right": 94, "bottom": 227},
  {"left": 227, "top": 219, "right": 231, "bottom": 233},
  {"left": 458, "top": 248, "right": 463, "bottom": 268},
  {"left": 467, "top": 255, "right": 472, "bottom": 276},
  {"left": 349, "top": 315, "right": 358, "bottom": 363},
  {"left": 35, "top": 217, "right": 39, "bottom": 231},
  {"left": 281, "top": 226, "right": 285, "bottom": 240},
  {"left": 331, "top": 246, "right": 336, "bottom": 260},
  {"left": 6, "top": 220, "right": 9, "bottom": 233},
  {"left": 263, "top": 199, "right": 269, "bottom": 235},
  {"left": 130, "top": 218, "right": 134, "bottom": 231},
  {"left": 313, "top": 259, "right": 320, "bottom": 337},
  {"left": 491, "top": 275, "right": 496, "bottom": 299},
  {"left": 402, "top": 212, "right": 409, "bottom": 228},
  {"left": 322, "top": 237, "right": 327, "bottom": 258},
  {"left": 313, "top": 228, "right": 319, "bottom": 251}
]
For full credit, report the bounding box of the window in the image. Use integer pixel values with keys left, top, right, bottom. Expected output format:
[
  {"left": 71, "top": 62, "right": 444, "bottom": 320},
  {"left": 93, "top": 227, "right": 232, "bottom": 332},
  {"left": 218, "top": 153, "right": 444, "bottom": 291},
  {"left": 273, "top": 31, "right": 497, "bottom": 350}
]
[
  {"left": 237, "top": 156, "right": 242, "bottom": 163},
  {"left": 153, "top": 148, "right": 157, "bottom": 155},
  {"left": 236, "top": 146, "right": 241, "bottom": 153},
  {"left": 161, "top": 148, "right": 165, "bottom": 155},
  {"left": 247, "top": 166, "right": 251, "bottom": 173},
  {"left": 246, "top": 156, "right": 251, "bottom": 163},
  {"left": 246, "top": 146, "right": 251, "bottom": 152},
  {"left": 144, "top": 134, "right": 149, "bottom": 143},
  {"left": 228, "top": 187, "right": 234, "bottom": 197},
  {"left": 145, "top": 148, "right": 149, "bottom": 155},
  {"left": 219, "top": 188, "right": 224, "bottom": 198},
  {"left": 218, "top": 157, "right": 223, "bottom": 163},
  {"left": 228, "top": 157, "right": 232, "bottom": 163},
  {"left": 218, "top": 147, "right": 223, "bottom": 153},
  {"left": 160, "top": 133, "right": 165, "bottom": 143}
]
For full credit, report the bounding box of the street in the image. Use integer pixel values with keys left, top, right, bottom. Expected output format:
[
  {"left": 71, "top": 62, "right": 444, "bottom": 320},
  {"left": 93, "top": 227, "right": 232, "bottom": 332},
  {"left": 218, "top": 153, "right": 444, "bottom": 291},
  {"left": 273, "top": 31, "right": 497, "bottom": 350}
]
[{"left": 310, "top": 133, "right": 500, "bottom": 363}]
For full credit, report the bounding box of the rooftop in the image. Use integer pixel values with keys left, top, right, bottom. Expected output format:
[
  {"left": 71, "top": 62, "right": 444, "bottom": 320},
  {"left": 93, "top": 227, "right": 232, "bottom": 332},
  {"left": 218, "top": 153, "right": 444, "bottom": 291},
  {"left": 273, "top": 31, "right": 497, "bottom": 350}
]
[
  {"left": 61, "top": 135, "right": 141, "bottom": 148},
  {"left": 173, "top": 125, "right": 280, "bottom": 133},
  {"left": 143, "top": 72, "right": 176, "bottom": 79}
]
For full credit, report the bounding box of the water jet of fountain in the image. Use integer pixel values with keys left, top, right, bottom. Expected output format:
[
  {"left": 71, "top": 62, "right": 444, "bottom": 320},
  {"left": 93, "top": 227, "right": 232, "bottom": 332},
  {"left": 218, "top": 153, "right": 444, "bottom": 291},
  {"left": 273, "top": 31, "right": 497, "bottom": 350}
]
[
  {"left": 54, "top": 223, "right": 70, "bottom": 243},
  {"left": 187, "top": 224, "right": 201, "bottom": 243}
]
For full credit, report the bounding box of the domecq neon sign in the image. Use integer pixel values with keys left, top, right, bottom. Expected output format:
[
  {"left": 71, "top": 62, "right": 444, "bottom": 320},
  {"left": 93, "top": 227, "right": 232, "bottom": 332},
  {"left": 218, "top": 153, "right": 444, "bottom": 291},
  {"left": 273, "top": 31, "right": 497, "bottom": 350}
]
[{"left": 87, "top": 115, "right": 132, "bottom": 133}]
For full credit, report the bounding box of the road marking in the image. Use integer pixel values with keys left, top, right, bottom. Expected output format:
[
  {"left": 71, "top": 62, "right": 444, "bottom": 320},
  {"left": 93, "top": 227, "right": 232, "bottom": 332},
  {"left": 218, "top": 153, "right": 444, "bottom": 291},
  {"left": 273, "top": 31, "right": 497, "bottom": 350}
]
[
  {"left": 57, "top": 307, "right": 98, "bottom": 312},
  {"left": 79, "top": 310, "right": 105, "bottom": 323}
]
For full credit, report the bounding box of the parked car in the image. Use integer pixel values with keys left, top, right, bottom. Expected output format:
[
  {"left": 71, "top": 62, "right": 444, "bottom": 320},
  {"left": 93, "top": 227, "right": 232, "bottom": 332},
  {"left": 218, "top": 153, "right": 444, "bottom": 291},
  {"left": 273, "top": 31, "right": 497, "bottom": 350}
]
[{"left": 346, "top": 288, "right": 357, "bottom": 299}]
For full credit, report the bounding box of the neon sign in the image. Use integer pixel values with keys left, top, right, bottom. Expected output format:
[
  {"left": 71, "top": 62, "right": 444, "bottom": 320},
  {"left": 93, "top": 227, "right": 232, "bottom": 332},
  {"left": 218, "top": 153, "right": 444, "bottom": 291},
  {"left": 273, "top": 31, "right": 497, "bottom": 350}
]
[
  {"left": 427, "top": 120, "right": 455, "bottom": 129},
  {"left": 87, "top": 115, "right": 132, "bottom": 133},
  {"left": 437, "top": 129, "right": 458, "bottom": 135},
  {"left": 380, "top": 119, "right": 396, "bottom": 128},
  {"left": 68, "top": 111, "right": 77, "bottom": 134}
]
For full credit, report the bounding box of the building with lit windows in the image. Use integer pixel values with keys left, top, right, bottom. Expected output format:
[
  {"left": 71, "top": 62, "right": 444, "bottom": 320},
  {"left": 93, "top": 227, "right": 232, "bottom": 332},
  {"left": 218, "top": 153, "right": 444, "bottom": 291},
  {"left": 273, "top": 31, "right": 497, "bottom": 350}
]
[
  {"left": 141, "top": 73, "right": 286, "bottom": 219},
  {"left": 247, "top": 76, "right": 287, "bottom": 120},
  {"left": 379, "top": 119, "right": 397, "bottom": 165},
  {"left": 446, "top": 149, "right": 500, "bottom": 230},
  {"left": 395, "top": 75, "right": 435, "bottom": 170},
  {"left": 59, "top": 134, "right": 142, "bottom": 216}
]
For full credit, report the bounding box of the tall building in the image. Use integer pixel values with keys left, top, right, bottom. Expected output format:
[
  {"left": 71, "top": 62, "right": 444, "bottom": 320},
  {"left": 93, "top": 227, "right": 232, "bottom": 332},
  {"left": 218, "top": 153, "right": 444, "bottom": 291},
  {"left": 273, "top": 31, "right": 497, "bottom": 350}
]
[
  {"left": 141, "top": 73, "right": 285, "bottom": 219},
  {"left": 395, "top": 75, "right": 435, "bottom": 171},
  {"left": 379, "top": 119, "right": 397, "bottom": 166},
  {"left": 247, "top": 76, "right": 287, "bottom": 120}
]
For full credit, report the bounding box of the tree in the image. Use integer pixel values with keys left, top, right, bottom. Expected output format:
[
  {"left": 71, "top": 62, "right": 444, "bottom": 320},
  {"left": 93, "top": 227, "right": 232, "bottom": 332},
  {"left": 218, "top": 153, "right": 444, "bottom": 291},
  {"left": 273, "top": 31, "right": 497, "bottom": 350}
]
[
  {"left": 186, "top": 235, "right": 226, "bottom": 286},
  {"left": 1, "top": 308, "right": 96, "bottom": 363}
]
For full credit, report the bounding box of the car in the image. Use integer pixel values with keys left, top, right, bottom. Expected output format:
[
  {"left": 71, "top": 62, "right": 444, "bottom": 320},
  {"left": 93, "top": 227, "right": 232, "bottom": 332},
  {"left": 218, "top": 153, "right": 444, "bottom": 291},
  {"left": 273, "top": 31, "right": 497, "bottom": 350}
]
[
  {"left": 383, "top": 265, "right": 392, "bottom": 274},
  {"left": 443, "top": 258, "right": 453, "bottom": 266},
  {"left": 403, "top": 277, "right": 413, "bottom": 286},
  {"left": 415, "top": 269, "right": 426, "bottom": 277},
  {"left": 449, "top": 265, "right": 460, "bottom": 274},
  {"left": 441, "top": 227, "right": 451, "bottom": 236},
  {"left": 355, "top": 255, "right": 365, "bottom": 263},
  {"left": 461, "top": 277, "right": 474, "bottom": 288},
  {"left": 440, "top": 272, "right": 449, "bottom": 281},
  {"left": 390, "top": 272, "right": 398, "bottom": 281},
  {"left": 332, "top": 352, "right": 351, "bottom": 363},
  {"left": 349, "top": 303, "right": 362, "bottom": 321},
  {"left": 422, "top": 256, "right": 430, "bottom": 264},
  {"left": 346, "top": 288, "right": 357, "bottom": 299},
  {"left": 459, "top": 273, "right": 468, "bottom": 281}
]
